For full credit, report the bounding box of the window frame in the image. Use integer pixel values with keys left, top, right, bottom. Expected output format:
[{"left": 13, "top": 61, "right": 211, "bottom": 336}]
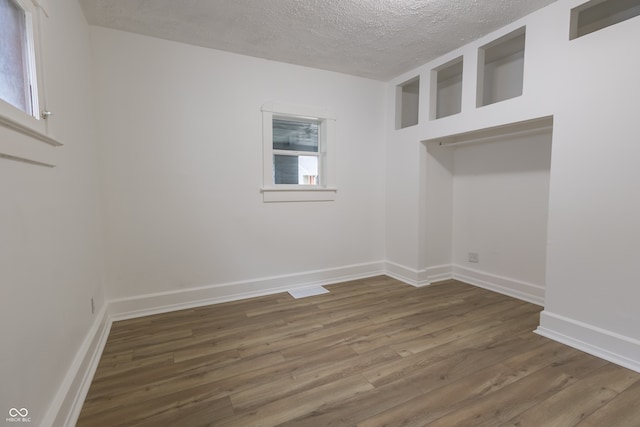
[
  {"left": 261, "top": 102, "right": 337, "bottom": 202},
  {"left": 0, "top": 0, "right": 59, "bottom": 146}
]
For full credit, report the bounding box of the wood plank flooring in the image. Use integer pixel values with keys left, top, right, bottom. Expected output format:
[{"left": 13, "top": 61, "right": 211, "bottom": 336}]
[{"left": 77, "top": 276, "right": 640, "bottom": 426}]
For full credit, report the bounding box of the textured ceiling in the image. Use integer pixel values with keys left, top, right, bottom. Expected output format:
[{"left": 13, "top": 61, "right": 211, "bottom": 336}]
[{"left": 79, "top": 0, "right": 557, "bottom": 81}]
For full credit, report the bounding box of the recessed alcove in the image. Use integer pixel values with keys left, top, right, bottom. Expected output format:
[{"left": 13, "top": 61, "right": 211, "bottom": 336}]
[
  {"left": 477, "top": 27, "right": 526, "bottom": 108},
  {"left": 570, "top": 0, "right": 640, "bottom": 40},
  {"left": 395, "top": 76, "right": 420, "bottom": 129},
  {"left": 422, "top": 116, "right": 553, "bottom": 304},
  {"left": 431, "top": 57, "right": 463, "bottom": 120}
]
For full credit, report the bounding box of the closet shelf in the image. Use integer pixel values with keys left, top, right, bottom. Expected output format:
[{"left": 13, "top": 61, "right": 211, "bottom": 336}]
[{"left": 424, "top": 115, "right": 553, "bottom": 148}]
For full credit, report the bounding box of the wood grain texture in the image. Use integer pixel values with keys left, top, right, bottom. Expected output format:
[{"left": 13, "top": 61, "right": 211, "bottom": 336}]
[{"left": 77, "top": 276, "right": 640, "bottom": 426}]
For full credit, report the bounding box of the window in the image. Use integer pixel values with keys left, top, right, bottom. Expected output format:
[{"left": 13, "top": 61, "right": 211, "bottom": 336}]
[
  {"left": 273, "top": 118, "right": 320, "bottom": 185},
  {"left": 0, "top": 0, "right": 56, "bottom": 146},
  {"left": 262, "top": 102, "right": 337, "bottom": 202},
  {"left": 0, "top": 0, "right": 39, "bottom": 116}
]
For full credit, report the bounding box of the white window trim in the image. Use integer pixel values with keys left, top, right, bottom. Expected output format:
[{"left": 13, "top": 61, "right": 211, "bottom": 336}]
[
  {"left": 261, "top": 102, "right": 337, "bottom": 202},
  {"left": 0, "top": 0, "right": 61, "bottom": 147}
]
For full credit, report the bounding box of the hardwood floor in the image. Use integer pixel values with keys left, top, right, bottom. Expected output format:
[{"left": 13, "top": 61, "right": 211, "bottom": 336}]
[{"left": 77, "top": 276, "right": 640, "bottom": 426}]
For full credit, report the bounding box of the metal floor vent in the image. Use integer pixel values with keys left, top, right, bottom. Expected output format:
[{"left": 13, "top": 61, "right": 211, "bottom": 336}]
[{"left": 288, "top": 286, "right": 329, "bottom": 299}]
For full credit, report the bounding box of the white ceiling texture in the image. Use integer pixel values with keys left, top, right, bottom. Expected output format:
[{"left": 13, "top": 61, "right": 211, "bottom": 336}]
[{"left": 79, "top": 0, "right": 557, "bottom": 81}]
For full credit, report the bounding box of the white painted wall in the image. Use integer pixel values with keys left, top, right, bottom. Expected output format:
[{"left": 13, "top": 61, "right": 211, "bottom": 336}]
[
  {"left": 385, "top": 124, "right": 423, "bottom": 282},
  {"left": 385, "top": 0, "right": 640, "bottom": 369},
  {"left": 541, "top": 7, "right": 640, "bottom": 354},
  {"left": 385, "top": 3, "right": 564, "bottom": 282},
  {"left": 3, "top": 1, "right": 639, "bottom": 423},
  {"left": 424, "top": 142, "right": 454, "bottom": 276},
  {"left": 90, "top": 27, "right": 387, "bottom": 303},
  {"left": 451, "top": 132, "right": 552, "bottom": 286},
  {"left": 0, "top": 0, "right": 105, "bottom": 424}
]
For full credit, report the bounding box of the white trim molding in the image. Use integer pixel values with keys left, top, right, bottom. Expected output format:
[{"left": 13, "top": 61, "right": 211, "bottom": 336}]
[
  {"left": 261, "top": 101, "right": 335, "bottom": 120},
  {"left": 384, "top": 261, "right": 431, "bottom": 287},
  {"left": 452, "top": 264, "right": 545, "bottom": 306},
  {"left": 384, "top": 262, "right": 453, "bottom": 287},
  {"left": 109, "top": 261, "right": 385, "bottom": 320},
  {"left": 384, "top": 262, "right": 544, "bottom": 307},
  {"left": 41, "top": 305, "right": 112, "bottom": 427},
  {"left": 425, "top": 264, "right": 454, "bottom": 283},
  {"left": 260, "top": 187, "right": 337, "bottom": 202},
  {"left": 261, "top": 101, "right": 337, "bottom": 202},
  {"left": 40, "top": 261, "right": 639, "bottom": 426},
  {"left": 536, "top": 311, "right": 640, "bottom": 373},
  {"left": 42, "top": 261, "right": 385, "bottom": 425},
  {"left": 0, "top": 112, "right": 61, "bottom": 146}
]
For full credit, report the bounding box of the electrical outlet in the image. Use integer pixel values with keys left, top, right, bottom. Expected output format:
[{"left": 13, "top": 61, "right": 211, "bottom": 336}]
[
  {"left": 91, "top": 297, "right": 95, "bottom": 315},
  {"left": 468, "top": 252, "right": 479, "bottom": 263}
]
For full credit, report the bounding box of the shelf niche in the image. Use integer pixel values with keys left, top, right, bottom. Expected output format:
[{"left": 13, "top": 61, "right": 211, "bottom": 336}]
[
  {"left": 431, "top": 56, "right": 463, "bottom": 120},
  {"left": 395, "top": 76, "right": 420, "bottom": 129},
  {"left": 477, "top": 27, "right": 526, "bottom": 108},
  {"left": 570, "top": 0, "right": 640, "bottom": 40}
]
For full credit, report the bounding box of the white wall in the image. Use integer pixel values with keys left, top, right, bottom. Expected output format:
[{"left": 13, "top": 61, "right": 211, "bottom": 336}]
[
  {"left": 385, "top": 3, "right": 564, "bottom": 285},
  {"left": 385, "top": 0, "right": 640, "bottom": 370},
  {"left": 385, "top": 124, "right": 423, "bottom": 282},
  {"left": 0, "top": 0, "right": 105, "bottom": 424},
  {"left": 3, "top": 1, "right": 639, "bottom": 424},
  {"left": 422, "top": 142, "right": 454, "bottom": 281},
  {"left": 451, "top": 131, "right": 552, "bottom": 288},
  {"left": 90, "top": 27, "right": 387, "bottom": 305},
  {"left": 540, "top": 4, "right": 640, "bottom": 366}
]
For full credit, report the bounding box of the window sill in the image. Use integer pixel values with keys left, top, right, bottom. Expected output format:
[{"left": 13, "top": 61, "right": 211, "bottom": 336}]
[
  {"left": 0, "top": 111, "right": 62, "bottom": 147},
  {"left": 261, "top": 187, "right": 337, "bottom": 202}
]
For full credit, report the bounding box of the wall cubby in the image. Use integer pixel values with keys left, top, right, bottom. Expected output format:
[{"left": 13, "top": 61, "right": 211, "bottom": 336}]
[
  {"left": 396, "top": 76, "right": 420, "bottom": 129},
  {"left": 431, "top": 57, "right": 463, "bottom": 120},
  {"left": 570, "top": 0, "right": 640, "bottom": 40},
  {"left": 477, "top": 27, "right": 526, "bottom": 108}
]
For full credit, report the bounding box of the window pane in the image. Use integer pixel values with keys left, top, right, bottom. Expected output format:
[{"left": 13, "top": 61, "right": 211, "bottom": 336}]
[
  {"left": 273, "top": 119, "right": 318, "bottom": 153},
  {"left": 274, "top": 155, "right": 319, "bottom": 185},
  {"left": 274, "top": 155, "right": 298, "bottom": 184},
  {"left": 0, "top": 0, "right": 30, "bottom": 114}
]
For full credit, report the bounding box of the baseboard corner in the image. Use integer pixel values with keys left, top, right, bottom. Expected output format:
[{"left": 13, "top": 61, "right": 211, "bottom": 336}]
[
  {"left": 452, "top": 264, "right": 545, "bottom": 306},
  {"left": 42, "top": 305, "right": 112, "bottom": 427},
  {"left": 537, "top": 310, "right": 640, "bottom": 373},
  {"left": 384, "top": 261, "right": 431, "bottom": 287}
]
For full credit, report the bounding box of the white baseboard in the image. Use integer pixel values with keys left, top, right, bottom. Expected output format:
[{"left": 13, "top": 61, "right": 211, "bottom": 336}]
[
  {"left": 384, "top": 261, "right": 431, "bottom": 287},
  {"left": 41, "top": 305, "right": 112, "bottom": 427},
  {"left": 43, "top": 260, "right": 639, "bottom": 426},
  {"left": 425, "top": 264, "right": 453, "bottom": 283},
  {"left": 386, "top": 262, "right": 544, "bottom": 305},
  {"left": 109, "top": 261, "right": 386, "bottom": 320},
  {"left": 452, "top": 264, "right": 545, "bottom": 306},
  {"left": 536, "top": 310, "right": 640, "bottom": 373},
  {"left": 43, "top": 261, "right": 385, "bottom": 426}
]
